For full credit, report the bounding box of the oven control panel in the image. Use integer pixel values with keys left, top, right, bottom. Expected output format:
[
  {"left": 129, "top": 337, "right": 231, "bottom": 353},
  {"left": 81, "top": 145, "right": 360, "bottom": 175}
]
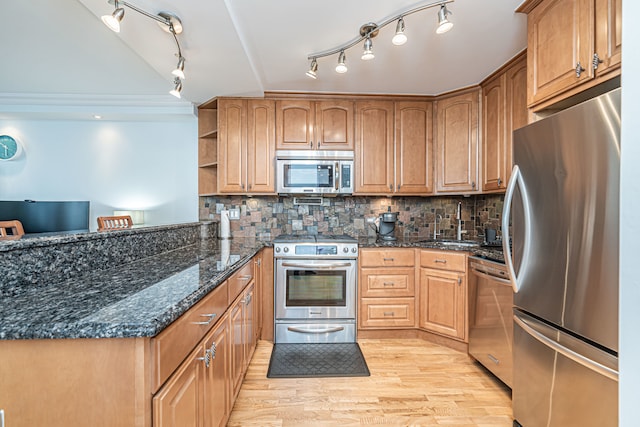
[{"left": 274, "top": 242, "right": 358, "bottom": 258}]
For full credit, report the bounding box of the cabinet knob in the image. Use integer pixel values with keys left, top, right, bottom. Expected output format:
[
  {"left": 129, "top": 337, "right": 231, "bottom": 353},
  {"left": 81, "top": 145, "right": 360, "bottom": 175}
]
[
  {"left": 592, "top": 53, "right": 604, "bottom": 70},
  {"left": 575, "top": 62, "right": 586, "bottom": 78}
]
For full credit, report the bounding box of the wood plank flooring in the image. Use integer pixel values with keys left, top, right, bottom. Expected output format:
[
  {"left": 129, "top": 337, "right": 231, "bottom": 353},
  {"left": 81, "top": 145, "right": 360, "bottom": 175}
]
[{"left": 228, "top": 338, "right": 512, "bottom": 426}]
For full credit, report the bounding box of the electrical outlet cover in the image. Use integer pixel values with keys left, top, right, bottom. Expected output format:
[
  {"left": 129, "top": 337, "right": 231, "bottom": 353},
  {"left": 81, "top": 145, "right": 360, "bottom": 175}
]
[{"left": 229, "top": 208, "right": 240, "bottom": 220}]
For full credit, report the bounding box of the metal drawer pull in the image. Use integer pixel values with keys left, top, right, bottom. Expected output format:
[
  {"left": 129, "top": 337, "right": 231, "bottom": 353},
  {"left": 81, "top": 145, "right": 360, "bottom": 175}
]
[
  {"left": 210, "top": 342, "right": 217, "bottom": 360},
  {"left": 197, "top": 349, "right": 212, "bottom": 368},
  {"left": 192, "top": 313, "right": 217, "bottom": 325},
  {"left": 383, "top": 312, "right": 395, "bottom": 316},
  {"left": 287, "top": 326, "right": 345, "bottom": 334},
  {"left": 240, "top": 275, "right": 252, "bottom": 280},
  {"left": 487, "top": 354, "right": 500, "bottom": 365},
  {"left": 383, "top": 282, "right": 395, "bottom": 286},
  {"left": 434, "top": 259, "right": 447, "bottom": 263},
  {"left": 383, "top": 258, "right": 395, "bottom": 261}
]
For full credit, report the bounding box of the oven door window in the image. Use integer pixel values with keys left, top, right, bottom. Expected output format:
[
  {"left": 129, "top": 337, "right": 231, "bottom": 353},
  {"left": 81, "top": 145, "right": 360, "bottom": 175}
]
[
  {"left": 284, "top": 164, "right": 334, "bottom": 188},
  {"left": 286, "top": 270, "right": 346, "bottom": 307}
]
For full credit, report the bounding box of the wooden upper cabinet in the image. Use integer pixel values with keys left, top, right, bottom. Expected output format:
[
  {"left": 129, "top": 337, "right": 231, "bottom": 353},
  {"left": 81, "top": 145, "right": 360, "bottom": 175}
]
[
  {"left": 218, "top": 98, "right": 275, "bottom": 194},
  {"left": 594, "top": 0, "right": 622, "bottom": 76},
  {"left": 354, "top": 101, "right": 395, "bottom": 194},
  {"left": 218, "top": 98, "right": 247, "bottom": 193},
  {"left": 519, "top": 0, "right": 621, "bottom": 109},
  {"left": 435, "top": 90, "right": 480, "bottom": 194},
  {"left": 481, "top": 52, "right": 528, "bottom": 193},
  {"left": 247, "top": 100, "right": 275, "bottom": 193},
  {"left": 481, "top": 74, "right": 506, "bottom": 192},
  {"left": 276, "top": 99, "right": 353, "bottom": 150},
  {"left": 395, "top": 101, "right": 433, "bottom": 195},
  {"left": 315, "top": 100, "right": 354, "bottom": 150}
]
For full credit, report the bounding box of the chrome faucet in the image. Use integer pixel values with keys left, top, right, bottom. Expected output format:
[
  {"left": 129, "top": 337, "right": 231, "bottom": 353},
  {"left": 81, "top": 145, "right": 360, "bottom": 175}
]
[{"left": 433, "top": 214, "right": 442, "bottom": 239}]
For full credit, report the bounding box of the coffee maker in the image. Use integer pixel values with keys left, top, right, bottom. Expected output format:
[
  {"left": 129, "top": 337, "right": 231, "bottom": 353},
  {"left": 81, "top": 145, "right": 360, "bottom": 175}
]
[{"left": 374, "top": 207, "right": 399, "bottom": 241}]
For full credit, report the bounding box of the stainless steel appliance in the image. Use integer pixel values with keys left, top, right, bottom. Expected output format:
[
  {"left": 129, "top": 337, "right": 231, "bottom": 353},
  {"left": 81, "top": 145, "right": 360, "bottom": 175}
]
[
  {"left": 276, "top": 150, "right": 354, "bottom": 195},
  {"left": 503, "top": 88, "right": 620, "bottom": 427},
  {"left": 274, "top": 234, "right": 358, "bottom": 343},
  {"left": 468, "top": 256, "right": 513, "bottom": 387},
  {"left": 372, "top": 207, "right": 399, "bottom": 241}
]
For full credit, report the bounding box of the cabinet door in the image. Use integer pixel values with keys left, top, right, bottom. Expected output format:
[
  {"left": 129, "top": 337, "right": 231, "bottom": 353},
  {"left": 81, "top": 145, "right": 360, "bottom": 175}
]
[
  {"left": 315, "top": 100, "right": 354, "bottom": 150},
  {"left": 527, "top": 0, "right": 594, "bottom": 106},
  {"left": 419, "top": 268, "right": 467, "bottom": 341},
  {"left": 202, "top": 317, "right": 230, "bottom": 427},
  {"left": 229, "top": 298, "right": 245, "bottom": 400},
  {"left": 505, "top": 54, "right": 529, "bottom": 186},
  {"left": 594, "top": 0, "right": 622, "bottom": 76},
  {"left": 218, "top": 99, "right": 247, "bottom": 193},
  {"left": 247, "top": 100, "right": 275, "bottom": 193},
  {"left": 276, "top": 100, "right": 314, "bottom": 150},
  {"left": 435, "top": 91, "right": 479, "bottom": 193},
  {"left": 243, "top": 283, "right": 256, "bottom": 369},
  {"left": 153, "top": 346, "right": 204, "bottom": 427},
  {"left": 354, "top": 101, "right": 394, "bottom": 194},
  {"left": 395, "top": 101, "right": 434, "bottom": 194},
  {"left": 481, "top": 74, "right": 506, "bottom": 192}
]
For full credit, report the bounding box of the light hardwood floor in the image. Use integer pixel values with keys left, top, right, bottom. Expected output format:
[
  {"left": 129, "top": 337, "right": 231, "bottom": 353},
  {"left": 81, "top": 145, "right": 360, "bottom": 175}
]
[{"left": 228, "top": 338, "right": 512, "bottom": 426}]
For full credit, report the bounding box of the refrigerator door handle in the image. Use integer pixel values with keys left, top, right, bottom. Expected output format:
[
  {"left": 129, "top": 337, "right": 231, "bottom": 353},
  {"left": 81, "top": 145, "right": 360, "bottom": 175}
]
[
  {"left": 514, "top": 314, "right": 618, "bottom": 382},
  {"left": 502, "top": 165, "right": 532, "bottom": 293}
]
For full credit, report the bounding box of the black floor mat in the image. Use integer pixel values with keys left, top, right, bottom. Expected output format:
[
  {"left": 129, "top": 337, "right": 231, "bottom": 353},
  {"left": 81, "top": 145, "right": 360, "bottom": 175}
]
[{"left": 267, "top": 343, "right": 370, "bottom": 378}]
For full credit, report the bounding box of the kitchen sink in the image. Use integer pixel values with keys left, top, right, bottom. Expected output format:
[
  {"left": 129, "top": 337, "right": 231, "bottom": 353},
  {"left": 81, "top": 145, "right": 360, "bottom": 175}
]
[{"left": 419, "top": 239, "right": 480, "bottom": 248}]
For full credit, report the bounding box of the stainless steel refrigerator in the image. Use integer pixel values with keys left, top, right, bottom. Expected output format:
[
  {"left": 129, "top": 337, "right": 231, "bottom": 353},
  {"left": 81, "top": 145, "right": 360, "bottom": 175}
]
[{"left": 503, "top": 88, "right": 620, "bottom": 427}]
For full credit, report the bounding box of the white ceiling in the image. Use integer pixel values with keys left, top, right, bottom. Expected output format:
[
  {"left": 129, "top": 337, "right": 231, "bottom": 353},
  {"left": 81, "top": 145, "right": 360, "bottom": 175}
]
[{"left": 0, "top": 0, "right": 527, "bottom": 119}]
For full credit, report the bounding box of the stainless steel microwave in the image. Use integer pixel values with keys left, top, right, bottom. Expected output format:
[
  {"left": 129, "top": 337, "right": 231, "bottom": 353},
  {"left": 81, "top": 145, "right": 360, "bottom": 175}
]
[{"left": 276, "top": 150, "right": 354, "bottom": 195}]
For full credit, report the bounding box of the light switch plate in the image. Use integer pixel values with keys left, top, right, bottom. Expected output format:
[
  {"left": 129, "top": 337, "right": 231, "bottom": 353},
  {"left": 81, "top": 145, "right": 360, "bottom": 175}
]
[
  {"left": 215, "top": 203, "right": 224, "bottom": 214},
  {"left": 229, "top": 208, "right": 240, "bottom": 220}
]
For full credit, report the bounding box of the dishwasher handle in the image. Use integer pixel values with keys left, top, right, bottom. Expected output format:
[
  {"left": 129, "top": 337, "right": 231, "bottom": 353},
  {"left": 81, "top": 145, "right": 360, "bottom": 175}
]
[{"left": 469, "top": 265, "right": 512, "bottom": 285}]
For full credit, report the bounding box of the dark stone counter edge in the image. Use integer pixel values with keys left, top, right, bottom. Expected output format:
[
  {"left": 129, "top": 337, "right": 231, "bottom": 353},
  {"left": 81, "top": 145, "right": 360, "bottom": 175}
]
[{"left": 0, "top": 221, "right": 213, "bottom": 252}]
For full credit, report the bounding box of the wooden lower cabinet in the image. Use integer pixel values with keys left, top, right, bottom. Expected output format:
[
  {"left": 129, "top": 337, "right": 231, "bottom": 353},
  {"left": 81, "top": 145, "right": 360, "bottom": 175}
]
[
  {"left": 419, "top": 268, "right": 467, "bottom": 341},
  {"left": 230, "top": 282, "right": 256, "bottom": 400},
  {"left": 360, "top": 297, "right": 416, "bottom": 328},
  {"left": 154, "top": 312, "right": 231, "bottom": 427}
]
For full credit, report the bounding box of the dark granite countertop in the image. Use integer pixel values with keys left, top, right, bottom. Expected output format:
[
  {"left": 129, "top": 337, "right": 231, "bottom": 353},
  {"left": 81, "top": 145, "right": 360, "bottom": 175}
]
[
  {"left": 0, "top": 238, "right": 265, "bottom": 340},
  {"left": 357, "top": 236, "right": 505, "bottom": 263}
]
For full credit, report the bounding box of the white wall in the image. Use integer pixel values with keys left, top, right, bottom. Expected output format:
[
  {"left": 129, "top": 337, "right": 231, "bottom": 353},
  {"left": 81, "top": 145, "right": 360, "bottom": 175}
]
[
  {"left": 0, "top": 118, "right": 198, "bottom": 231},
  {"left": 620, "top": 2, "right": 640, "bottom": 425}
]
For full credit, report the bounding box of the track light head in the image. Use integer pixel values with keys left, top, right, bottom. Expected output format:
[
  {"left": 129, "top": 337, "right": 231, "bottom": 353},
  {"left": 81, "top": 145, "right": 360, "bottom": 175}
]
[
  {"left": 336, "top": 51, "right": 348, "bottom": 73},
  {"left": 306, "top": 58, "right": 318, "bottom": 79},
  {"left": 361, "top": 37, "right": 374, "bottom": 61},
  {"left": 101, "top": 6, "right": 125, "bottom": 32},
  {"left": 172, "top": 56, "right": 186, "bottom": 80},
  {"left": 392, "top": 18, "right": 407, "bottom": 46},
  {"left": 169, "top": 78, "right": 182, "bottom": 98},
  {"left": 436, "top": 4, "right": 453, "bottom": 34}
]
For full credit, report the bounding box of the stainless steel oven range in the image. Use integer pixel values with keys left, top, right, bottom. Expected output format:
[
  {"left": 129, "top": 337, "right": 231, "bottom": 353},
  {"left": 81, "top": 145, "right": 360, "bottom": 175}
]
[{"left": 273, "top": 235, "right": 358, "bottom": 343}]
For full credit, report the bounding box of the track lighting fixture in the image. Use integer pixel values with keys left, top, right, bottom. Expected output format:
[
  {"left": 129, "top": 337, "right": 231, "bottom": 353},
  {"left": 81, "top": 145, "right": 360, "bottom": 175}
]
[
  {"left": 172, "top": 56, "right": 186, "bottom": 80},
  {"left": 100, "top": 0, "right": 186, "bottom": 98},
  {"left": 306, "top": 58, "right": 318, "bottom": 79},
  {"left": 436, "top": 4, "right": 454, "bottom": 34},
  {"left": 169, "top": 78, "right": 182, "bottom": 98},
  {"left": 361, "top": 37, "right": 374, "bottom": 61},
  {"left": 392, "top": 18, "right": 407, "bottom": 46},
  {"left": 336, "top": 51, "right": 348, "bottom": 73},
  {"left": 305, "top": 0, "right": 454, "bottom": 78}
]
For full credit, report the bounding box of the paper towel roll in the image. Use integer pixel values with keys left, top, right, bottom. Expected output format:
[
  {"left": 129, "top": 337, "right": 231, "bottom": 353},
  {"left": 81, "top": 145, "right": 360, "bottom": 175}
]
[
  {"left": 221, "top": 239, "right": 230, "bottom": 266},
  {"left": 220, "top": 210, "right": 231, "bottom": 239}
]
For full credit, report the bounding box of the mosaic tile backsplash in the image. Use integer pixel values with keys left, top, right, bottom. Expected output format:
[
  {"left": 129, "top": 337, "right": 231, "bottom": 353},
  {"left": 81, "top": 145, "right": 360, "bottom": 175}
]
[{"left": 200, "top": 195, "right": 504, "bottom": 242}]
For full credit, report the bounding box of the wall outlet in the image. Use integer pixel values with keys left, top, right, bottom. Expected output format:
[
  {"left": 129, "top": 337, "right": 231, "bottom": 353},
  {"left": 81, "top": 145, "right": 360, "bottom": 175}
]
[{"left": 229, "top": 208, "right": 240, "bottom": 220}]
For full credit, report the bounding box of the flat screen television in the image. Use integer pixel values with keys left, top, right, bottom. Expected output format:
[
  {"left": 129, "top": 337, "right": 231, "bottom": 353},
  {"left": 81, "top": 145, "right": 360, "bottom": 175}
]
[{"left": 0, "top": 200, "right": 90, "bottom": 234}]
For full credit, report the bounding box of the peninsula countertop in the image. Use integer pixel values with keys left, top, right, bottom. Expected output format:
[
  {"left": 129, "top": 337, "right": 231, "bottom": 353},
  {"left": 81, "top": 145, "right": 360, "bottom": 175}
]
[{"left": 0, "top": 238, "right": 266, "bottom": 340}]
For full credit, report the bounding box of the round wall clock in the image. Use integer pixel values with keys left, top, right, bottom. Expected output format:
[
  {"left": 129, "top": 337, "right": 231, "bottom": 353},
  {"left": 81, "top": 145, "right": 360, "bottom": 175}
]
[{"left": 0, "top": 135, "right": 21, "bottom": 161}]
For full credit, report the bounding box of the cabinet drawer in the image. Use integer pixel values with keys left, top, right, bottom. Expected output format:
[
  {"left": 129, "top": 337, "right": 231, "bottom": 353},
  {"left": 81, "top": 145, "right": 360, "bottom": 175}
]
[
  {"left": 360, "top": 297, "right": 416, "bottom": 328},
  {"left": 360, "top": 249, "right": 415, "bottom": 267},
  {"left": 151, "top": 280, "right": 229, "bottom": 393},
  {"left": 360, "top": 268, "right": 415, "bottom": 297},
  {"left": 420, "top": 250, "right": 467, "bottom": 272},
  {"left": 228, "top": 261, "right": 254, "bottom": 304}
]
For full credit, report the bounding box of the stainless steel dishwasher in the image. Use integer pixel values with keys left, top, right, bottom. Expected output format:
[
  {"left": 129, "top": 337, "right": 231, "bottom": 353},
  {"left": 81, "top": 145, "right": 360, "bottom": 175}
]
[{"left": 468, "top": 255, "right": 513, "bottom": 388}]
